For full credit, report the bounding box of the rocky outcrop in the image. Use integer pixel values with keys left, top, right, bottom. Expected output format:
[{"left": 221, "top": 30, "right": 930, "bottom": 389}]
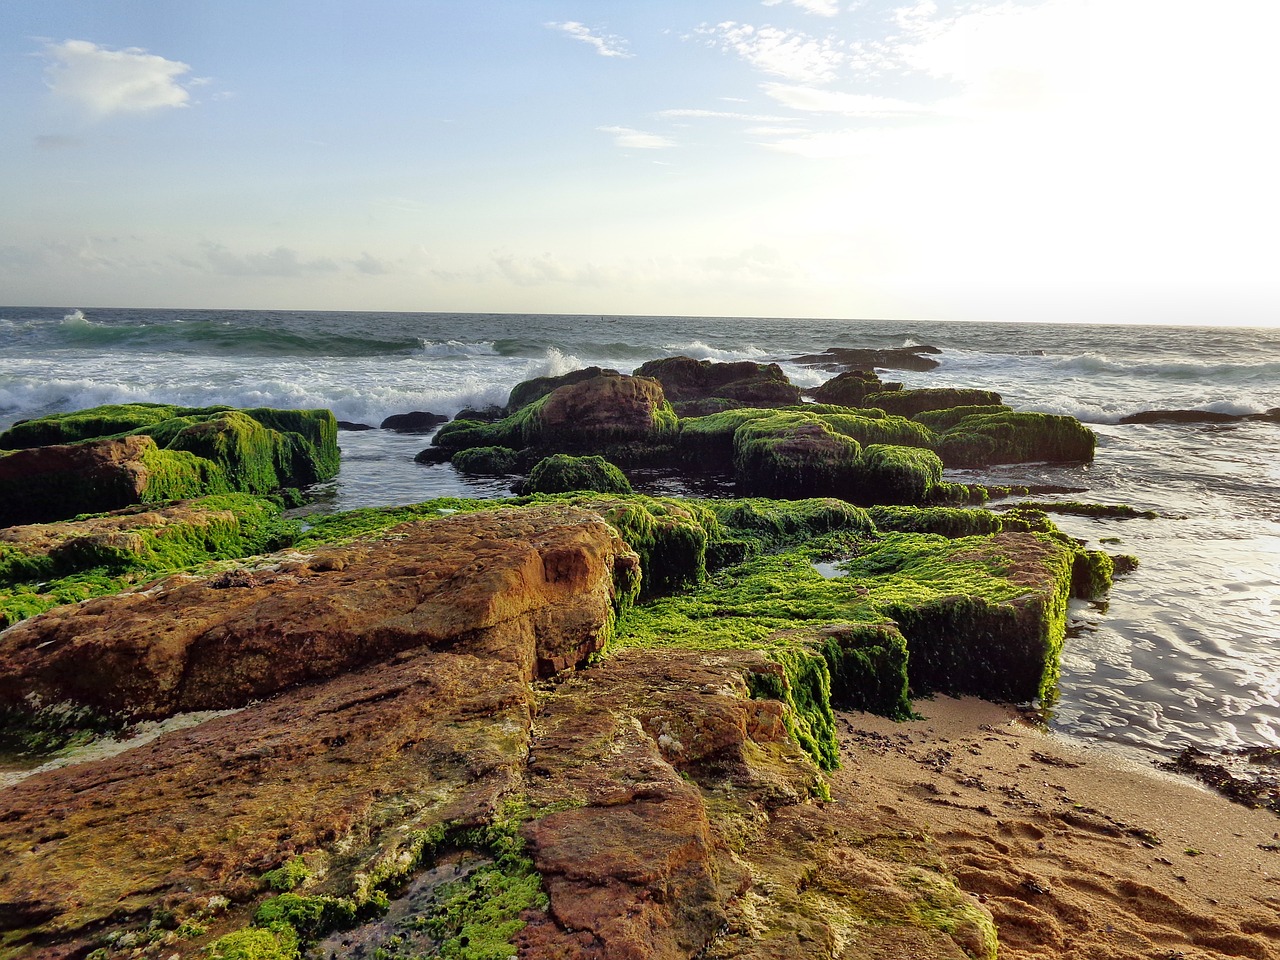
[
  {"left": 0, "top": 405, "right": 339, "bottom": 525},
  {"left": 0, "top": 436, "right": 158, "bottom": 526},
  {"left": 634, "top": 357, "right": 801, "bottom": 408},
  {"left": 791, "top": 345, "right": 942, "bottom": 372},
  {"left": 809, "top": 369, "right": 891, "bottom": 406},
  {"left": 379, "top": 411, "right": 448, "bottom": 432},
  {"left": 507, "top": 366, "right": 621, "bottom": 412},
  {"left": 0, "top": 506, "right": 639, "bottom": 722}
]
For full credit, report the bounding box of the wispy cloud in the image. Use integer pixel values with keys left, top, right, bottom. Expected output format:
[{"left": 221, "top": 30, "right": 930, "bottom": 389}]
[
  {"left": 761, "top": 83, "right": 928, "bottom": 116},
  {"left": 656, "top": 108, "right": 796, "bottom": 122},
  {"left": 201, "top": 243, "right": 339, "bottom": 278},
  {"left": 43, "top": 40, "right": 194, "bottom": 117},
  {"left": 762, "top": 0, "right": 841, "bottom": 17},
  {"left": 597, "top": 125, "right": 676, "bottom": 149},
  {"left": 696, "top": 22, "right": 845, "bottom": 83},
  {"left": 545, "top": 21, "right": 633, "bottom": 58}
]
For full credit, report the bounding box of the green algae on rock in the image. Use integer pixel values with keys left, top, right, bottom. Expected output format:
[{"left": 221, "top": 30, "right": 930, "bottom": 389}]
[
  {"left": 935, "top": 411, "right": 1096, "bottom": 467},
  {"left": 0, "top": 404, "right": 338, "bottom": 525},
  {"left": 862, "top": 387, "right": 1003, "bottom": 418},
  {"left": 522, "top": 454, "right": 633, "bottom": 495},
  {"left": 449, "top": 445, "right": 520, "bottom": 475}
]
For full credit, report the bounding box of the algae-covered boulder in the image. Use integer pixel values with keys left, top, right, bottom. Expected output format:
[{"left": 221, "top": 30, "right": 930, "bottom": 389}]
[
  {"left": 863, "top": 387, "right": 1003, "bottom": 418},
  {"left": 809, "top": 369, "right": 889, "bottom": 407},
  {"left": 0, "top": 404, "right": 339, "bottom": 525},
  {"left": 506, "top": 365, "right": 619, "bottom": 412},
  {"left": 0, "top": 494, "right": 299, "bottom": 628},
  {"left": 937, "top": 411, "right": 1096, "bottom": 467},
  {"left": 857, "top": 443, "right": 945, "bottom": 505},
  {"left": 450, "top": 444, "right": 519, "bottom": 474},
  {"left": 734, "top": 413, "right": 864, "bottom": 499},
  {"left": 523, "top": 454, "right": 632, "bottom": 495},
  {"left": 379, "top": 410, "right": 448, "bottom": 432},
  {"left": 0, "top": 436, "right": 224, "bottom": 527},
  {"left": 635, "top": 356, "right": 801, "bottom": 407},
  {"left": 435, "top": 372, "right": 677, "bottom": 459},
  {"left": 912, "top": 404, "right": 1012, "bottom": 432}
]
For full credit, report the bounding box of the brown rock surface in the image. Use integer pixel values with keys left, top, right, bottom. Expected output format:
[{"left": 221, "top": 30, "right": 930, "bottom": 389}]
[
  {"left": 0, "top": 435, "right": 154, "bottom": 526},
  {"left": 634, "top": 357, "right": 801, "bottom": 407},
  {"left": 0, "top": 505, "right": 638, "bottom": 721},
  {"left": 531, "top": 373, "right": 672, "bottom": 445}
]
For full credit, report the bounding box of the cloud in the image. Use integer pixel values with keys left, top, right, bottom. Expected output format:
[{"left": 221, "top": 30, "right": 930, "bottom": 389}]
[
  {"left": 762, "top": 0, "right": 841, "bottom": 16},
  {"left": 43, "top": 40, "right": 194, "bottom": 117},
  {"left": 760, "top": 82, "right": 929, "bottom": 116},
  {"left": 201, "top": 243, "right": 339, "bottom": 278},
  {"left": 597, "top": 125, "right": 676, "bottom": 149},
  {"left": 696, "top": 22, "right": 845, "bottom": 83},
  {"left": 545, "top": 21, "right": 632, "bottom": 58},
  {"left": 656, "top": 108, "right": 796, "bottom": 122}
]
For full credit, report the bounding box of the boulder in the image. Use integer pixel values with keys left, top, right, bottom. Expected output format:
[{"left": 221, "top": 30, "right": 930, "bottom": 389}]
[
  {"left": 507, "top": 366, "right": 620, "bottom": 412},
  {"left": 808, "top": 369, "right": 889, "bottom": 407},
  {"left": 521, "top": 454, "right": 632, "bottom": 495},
  {"left": 379, "top": 411, "right": 448, "bottom": 432},
  {"left": 936, "top": 412, "right": 1096, "bottom": 467},
  {"left": 449, "top": 444, "right": 520, "bottom": 474},
  {"left": 635, "top": 357, "right": 801, "bottom": 407},
  {"left": 0, "top": 506, "right": 640, "bottom": 722},
  {"left": 790, "top": 345, "right": 942, "bottom": 372},
  {"left": 863, "top": 387, "right": 1002, "bottom": 418}
]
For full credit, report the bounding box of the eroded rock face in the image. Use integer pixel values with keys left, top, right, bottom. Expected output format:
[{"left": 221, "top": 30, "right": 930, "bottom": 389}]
[
  {"left": 529, "top": 373, "right": 673, "bottom": 446},
  {"left": 0, "top": 436, "right": 154, "bottom": 526},
  {"left": 0, "top": 505, "right": 639, "bottom": 721}
]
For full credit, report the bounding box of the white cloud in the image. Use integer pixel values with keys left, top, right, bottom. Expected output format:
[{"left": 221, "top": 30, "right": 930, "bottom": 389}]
[
  {"left": 761, "top": 82, "right": 929, "bottom": 116},
  {"left": 697, "top": 22, "right": 845, "bottom": 83},
  {"left": 656, "top": 108, "right": 797, "bottom": 122},
  {"left": 762, "top": 0, "right": 841, "bottom": 16},
  {"left": 202, "top": 243, "right": 339, "bottom": 277},
  {"left": 597, "top": 125, "right": 676, "bottom": 149},
  {"left": 43, "top": 40, "right": 193, "bottom": 116},
  {"left": 545, "top": 21, "right": 632, "bottom": 58}
]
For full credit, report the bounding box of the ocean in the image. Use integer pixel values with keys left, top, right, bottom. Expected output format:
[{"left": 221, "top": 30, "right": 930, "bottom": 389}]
[{"left": 2, "top": 306, "right": 1278, "bottom": 762}]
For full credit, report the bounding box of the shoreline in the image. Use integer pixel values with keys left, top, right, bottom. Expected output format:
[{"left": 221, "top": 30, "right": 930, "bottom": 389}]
[{"left": 831, "top": 696, "right": 1280, "bottom": 959}]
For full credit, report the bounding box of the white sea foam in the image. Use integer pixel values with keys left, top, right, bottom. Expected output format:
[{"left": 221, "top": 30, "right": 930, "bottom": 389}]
[
  {"left": 663, "top": 340, "right": 769, "bottom": 362},
  {"left": 418, "top": 339, "right": 499, "bottom": 357}
]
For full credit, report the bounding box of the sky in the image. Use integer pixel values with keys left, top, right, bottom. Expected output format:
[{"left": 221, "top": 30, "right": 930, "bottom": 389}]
[{"left": 1, "top": 0, "right": 1278, "bottom": 325}]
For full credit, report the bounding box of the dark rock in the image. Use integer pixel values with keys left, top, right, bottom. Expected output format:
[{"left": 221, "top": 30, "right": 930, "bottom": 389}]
[
  {"left": 379, "top": 411, "right": 449, "bottom": 432},
  {"left": 0, "top": 436, "right": 155, "bottom": 526},
  {"left": 413, "top": 447, "right": 452, "bottom": 465},
  {"left": 809, "top": 370, "right": 888, "bottom": 406},
  {"left": 791, "top": 345, "right": 942, "bottom": 372},
  {"left": 507, "top": 366, "right": 620, "bottom": 412},
  {"left": 635, "top": 356, "right": 800, "bottom": 407},
  {"left": 336, "top": 420, "right": 375, "bottom": 431},
  {"left": 864, "top": 387, "right": 1003, "bottom": 418}
]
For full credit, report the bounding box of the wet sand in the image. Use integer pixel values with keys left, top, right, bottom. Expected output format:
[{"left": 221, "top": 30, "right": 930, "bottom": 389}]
[{"left": 830, "top": 697, "right": 1280, "bottom": 960}]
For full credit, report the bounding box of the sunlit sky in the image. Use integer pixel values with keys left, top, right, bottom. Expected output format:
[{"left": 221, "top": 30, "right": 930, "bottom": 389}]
[{"left": 2, "top": 1, "right": 1278, "bottom": 325}]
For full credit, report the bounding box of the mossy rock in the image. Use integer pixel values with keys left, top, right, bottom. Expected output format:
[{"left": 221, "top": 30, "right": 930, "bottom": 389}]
[
  {"left": 506, "top": 366, "right": 619, "bottom": 412},
  {"left": 869, "top": 505, "right": 1006, "bottom": 538},
  {"left": 522, "top": 455, "right": 633, "bottom": 495},
  {"left": 938, "top": 412, "right": 1096, "bottom": 467},
  {"left": 733, "top": 413, "right": 863, "bottom": 499},
  {"left": 863, "top": 387, "right": 1003, "bottom": 418},
  {"left": 912, "top": 404, "right": 1012, "bottom": 432},
  {"left": 450, "top": 445, "right": 520, "bottom": 475},
  {"left": 856, "top": 443, "right": 944, "bottom": 505}
]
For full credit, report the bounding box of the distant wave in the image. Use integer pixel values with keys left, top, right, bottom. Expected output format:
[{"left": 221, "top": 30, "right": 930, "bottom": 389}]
[
  {"left": 661, "top": 340, "right": 770, "bottom": 363},
  {"left": 47, "top": 310, "right": 423, "bottom": 358},
  {"left": 418, "top": 339, "right": 499, "bottom": 357}
]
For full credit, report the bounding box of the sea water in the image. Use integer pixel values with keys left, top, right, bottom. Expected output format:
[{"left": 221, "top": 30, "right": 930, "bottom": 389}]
[{"left": 2, "top": 306, "right": 1278, "bottom": 758}]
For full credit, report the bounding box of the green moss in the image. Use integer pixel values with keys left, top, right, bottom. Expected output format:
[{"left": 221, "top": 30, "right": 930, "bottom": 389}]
[
  {"left": 0, "top": 494, "right": 299, "bottom": 628},
  {"left": 138, "top": 444, "right": 229, "bottom": 501},
  {"left": 757, "top": 648, "right": 841, "bottom": 770},
  {"left": 523, "top": 454, "right": 633, "bottom": 495},
  {"left": 938, "top": 412, "right": 1096, "bottom": 467},
  {"left": 294, "top": 498, "right": 499, "bottom": 546},
  {"left": 869, "top": 505, "right": 1006, "bottom": 538},
  {"left": 1000, "top": 500, "right": 1159, "bottom": 520},
  {"left": 450, "top": 446, "right": 519, "bottom": 475},
  {"left": 864, "top": 388, "right": 1003, "bottom": 418},
  {"left": 208, "top": 926, "right": 300, "bottom": 960},
  {"left": 0, "top": 402, "right": 190, "bottom": 448},
  {"left": 857, "top": 444, "right": 944, "bottom": 505},
  {"left": 705, "top": 497, "right": 874, "bottom": 552},
  {"left": 676, "top": 408, "right": 784, "bottom": 459},
  {"left": 733, "top": 412, "right": 863, "bottom": 498},
  {"left": 261, "top": 856, "right": 310, "bottom": 893},
  {"left": 1071, "top": 549, "right": 1115, "bottom": 599},
  {"left": 912, "top": 404, "right": 1012, "bottom": 432}
]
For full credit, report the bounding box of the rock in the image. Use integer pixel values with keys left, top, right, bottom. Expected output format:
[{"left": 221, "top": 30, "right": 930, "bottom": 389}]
[
  {"left": 790, "top": 345, "right": 942, "bottom": 373},
  {"left": 507, "top": 366, "right": 620, "bottom": 412},
  {"left": 449, "top": 445, "right": 520, "bottom": 474},
  {"left": 808, "top": 370, "right": 889, "bottom": 407},
  {"left": 936, "top": 411, "right": 1096, "bottom": 467},
  {"left": 1119, "top": 408, "right": 1246, "bottom": 425},
  {"left": 0, "top": 436, "right": 156, "bottom": 527},
  {"left": 530, "top": 374, "right": 677, "bottom": 447},
  {"left": 336, "top": 420, "right": 375, "bottom": 431},
  {"left": 0, "top": 405, "right": 339, "bottom": 525},
  {"left": 521, "top": 454, "right": 632, "bottom": 495},
  {"left": 0, "top": 506, "right": 640, "bottom": 722},
  {"left": 635, "top": 357, "right": 801, "bottom": 408},
  {"left": 863, "top": 387, "right": 1002, "bottom": 418},
  {"left": 379, "top": 411, "right": 449, "bottom": 432}
]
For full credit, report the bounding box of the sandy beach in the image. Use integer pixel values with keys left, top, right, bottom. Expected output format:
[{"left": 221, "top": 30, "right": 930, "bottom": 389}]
[{"left": 829, "top": 697, "right": 1280, "bottom": 959}]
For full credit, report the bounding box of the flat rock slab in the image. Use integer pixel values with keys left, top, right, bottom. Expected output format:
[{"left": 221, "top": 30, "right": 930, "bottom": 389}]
[{"left": 0, "top": 505, "right": 639, "bottom": 720}]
